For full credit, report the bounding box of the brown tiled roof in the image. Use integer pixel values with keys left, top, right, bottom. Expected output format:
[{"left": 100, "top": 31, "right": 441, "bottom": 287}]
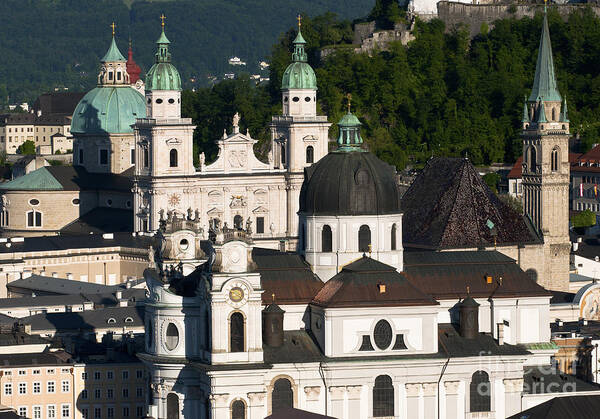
[
  {"left": 403, "top": 250, "right": 551, "bottom": 300},
  {"left": 401, "top": 157, "right": 538, "bottom": 249},
  {"left": 507, "top": 156, "right": 523, "bottom": 179},
  {"left": 252, "top": 248, "right": 324, "bottom": 305},
  {"left": 311, "top": 256, "right": 438, "bottom": 308}
]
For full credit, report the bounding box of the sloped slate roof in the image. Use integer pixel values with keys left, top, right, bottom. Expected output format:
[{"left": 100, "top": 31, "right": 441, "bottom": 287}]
[
  {"left": 401, "top": 157, "right": 538, "bottom": 249},
  {"left": 22, "top": 306, "right": 144, "bottom": 332},
  {"left": 252, "top": 248, "right": 323, "bottom": 305},
  {"left": 266, "top": 408, "right": 335, "bottom": 419},
  {"left": 60, "top": 208, "right": 133, "bottom": 235},
  {"left": 0, "top": 167, "right": 63, "bottom": 190},
  {"left": 507, "top": 395, "right": 600, "bottom": 419},
  {"left": 311, "top": 256, "right": 438, "bottom": 308},
  {"left": 32, "top": 92, "right": 85, "bottom": 116},
  {"left": 403, "top": 251, "right": 551, "bottom": 300},
  {"left": 8, "top": 274, "right": 145, "bottom": 295}
]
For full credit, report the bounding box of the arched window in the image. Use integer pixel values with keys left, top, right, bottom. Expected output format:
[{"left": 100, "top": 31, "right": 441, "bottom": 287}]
[
  {"left": 551, "top": 148, "right": 559, "bottom": 172},
  {"left": 528, "top": 146, "right": 537, "bottom": 172},
  {"left": 391, "top": 224, "right": 397, "bottom": 251},
  {"left": 373, "top": 375, "right": 394, "bottom": 417},
  {"left": 143, "top": 148, "right": 149, "bottom": 168},
  {"left": 231, "top": 400, "right": 245, "bottom": 419},
  {"left": 306, "top": 145, "right": 314, "bottom": 164},
  {"left": 230, "top": 312, "right": 244, "bottom": 352},
  {"left": 165, "top": 323, "right": 179, "bottom": 351},
  {"left": 272, "top": 378, "right": 293, "bottom": 413},
  {"left": 470, "top": 371, "right": 491, "bottom": 412},
  {"left": 233, "top": 215, "right": 243, "bottom": 230},
  {"left": 359, "top": 225, "right": 371, "bottom": 253},
  {"left": 321, "top": 225, "right": 332, "bottom": 252},
  {"left": 167, "top": 393, "right": 179, "bottom": 419},
  {"left": 552, "top": 107, "right": 556, "bottom": 121},
  {"left": 169, "top": 149, "right": 178, "bottom": 167},
  {"left": 26, "top": 210, "right": 42, "bottom": 228},
  {"left": 281, "top": 144, "right": 286, "bottom": 165}
]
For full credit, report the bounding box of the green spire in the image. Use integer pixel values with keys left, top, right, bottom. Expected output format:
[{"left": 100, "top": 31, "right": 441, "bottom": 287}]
[
  {"left": 337, "top": 98, "right": 364, "bottom": 152},
  {"left": 528, "top": 11, "right": 561, "bottom": 102},
  {"left": 281, "top": 17, "right": 317, "bottom": 90},
  {"left": 146, "top": 19, "right": 181, "bottom": 91},
  {"left": 101, "top": 35, "right": 126, "bottom": 63},
  {"left": 292, "top": 30, "right": 308, "bottom": 62},
  {"left": 522, "top": 100, "right": 530, "bottom": 123},
  {"left": 537, "top": 101, "right": 547, "bottom": 123},
  {"left": 560, "top": 97, "right": 569, "bottom": 122},
  {"left": 155, "top": 28, "right": 172, "bottom": 63}
]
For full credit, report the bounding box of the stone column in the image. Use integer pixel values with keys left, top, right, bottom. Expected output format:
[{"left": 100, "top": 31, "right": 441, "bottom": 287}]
[
  {"left": 444, "top": 381, "right": 460, "bottom": 419},
  {"left": 209, "top": 393, "right": 229, "bottom": 419},
  {"left": 329, "top": 386, "right": 347, "bottom": 418},
  {"left": 405, "top": 383, "right": 421, "bottom": 418},
  {"left": 304, "top": 386, "right": 321, "bottom": 413},
  {"left": 247, "top": 392, "right": 266, "bottom": 419},
  {"left": 346, "top": 385, "right": 363, "bottom": 419},
  {"left": 503, "top": 378, "right": 523, "bottom": 418},
  {"left": 422, "top": 382, "right": 437, "bottom": 419}
]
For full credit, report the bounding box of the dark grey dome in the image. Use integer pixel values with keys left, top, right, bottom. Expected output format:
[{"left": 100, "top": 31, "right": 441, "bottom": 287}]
[{"left": 300, "top": 151, "right": 400, "bottom": 216}]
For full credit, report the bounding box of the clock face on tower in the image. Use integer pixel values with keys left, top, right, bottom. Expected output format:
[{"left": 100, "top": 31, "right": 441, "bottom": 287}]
[
  {"left": 229, "top": 287, "right": 244, "bottom": 303},
  {"left": 225, "top": 282, "right": 249, "bottom": 308}
]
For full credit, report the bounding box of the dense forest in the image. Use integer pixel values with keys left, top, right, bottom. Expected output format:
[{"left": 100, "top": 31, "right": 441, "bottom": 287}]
[
  {"left": 0, "top": 0, "right": 371, "bottom": 102},
  {"left": 183, "top": 5, "right": 600, "bottom": 169}
]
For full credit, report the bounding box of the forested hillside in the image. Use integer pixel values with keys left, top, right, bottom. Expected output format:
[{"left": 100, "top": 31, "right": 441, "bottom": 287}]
[
  {"left": 0, "top": 0, "right": 371, "bottom": 102},
  {"left": 183, "top": 7, "right": 600, "bottom": 169}
]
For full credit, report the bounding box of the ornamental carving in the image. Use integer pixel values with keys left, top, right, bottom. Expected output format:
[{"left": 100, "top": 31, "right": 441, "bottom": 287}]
[
  {"left": 228, "top": 150, "right": 247, "bottom": 168},
  {"left": 230, "top": 195, "right": 246, "bottom": 209}
]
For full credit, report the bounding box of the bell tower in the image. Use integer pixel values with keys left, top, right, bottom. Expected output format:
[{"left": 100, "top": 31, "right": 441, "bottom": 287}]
[{"left": 521, "top": 8, "right": 570, "bottom": 291}]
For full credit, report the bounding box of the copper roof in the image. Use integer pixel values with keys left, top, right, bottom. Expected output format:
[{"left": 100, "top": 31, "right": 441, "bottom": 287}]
[{"left": 311, "top": 257, "right": 438, "bottom": 308}]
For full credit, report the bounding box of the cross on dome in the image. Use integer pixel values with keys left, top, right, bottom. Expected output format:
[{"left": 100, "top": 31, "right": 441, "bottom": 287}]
[
  {"left": 111, "top": 22, "right": 116, "bottom": 37},
  {"left": 160, "top": 13, "right": 166, "bottom": 28}
]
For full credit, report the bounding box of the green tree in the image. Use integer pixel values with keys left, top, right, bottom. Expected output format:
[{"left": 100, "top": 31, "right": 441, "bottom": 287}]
[
  {"left": 16, "top": 140, "right": 35, "bottom": 155},
  {"left": 571, "top": 209, "right": 596, "bottom": 228},
  {"left": 483, "top": 172, "right": 501, "bottom": 193}
]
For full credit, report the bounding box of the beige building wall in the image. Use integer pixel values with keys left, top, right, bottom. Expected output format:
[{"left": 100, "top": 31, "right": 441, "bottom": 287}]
[
  {"left": 0, "top": 364, "right": 76, "bottom": 419},
  {"left": 74, "top": 133, "right": 135, "bottom": 175},
  {"left": 0, "top": 124, "right": 35, "bottom": 154},
  {"left": 35, "top": 124, "right": 71, "bottom": 150},
  {"left": 73, "top": 363, "right": 147, "bottom": 419}
]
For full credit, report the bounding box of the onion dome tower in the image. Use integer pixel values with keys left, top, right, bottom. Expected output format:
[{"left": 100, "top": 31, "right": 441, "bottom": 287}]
[
  {"left": 71, "top": 24, "right": 146, "bottom": 174},
  {"left": 126, "top": 40, "right": 144, "bottom": 94},
  {"left": 521, "top": 6, "right": 570, "bottom": 291},
  {"left": 299, "top": 104, "right": 403, "bottom": 281}
]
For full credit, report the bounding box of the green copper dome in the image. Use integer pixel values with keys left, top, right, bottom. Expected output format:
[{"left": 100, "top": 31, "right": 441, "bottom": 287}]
[
  {"left": 101, "top": 36, "right": 126, "bottom": 62},
  {"left": 281, "top": 30, "right": 317, "bottom": 90},
  {"left": 146, "top": 29, "right": 182, "bottom": 91},
  {"left": 71, "top": 86, "right": 146, "bottom": 135},
  {"left": 337, "top": 111, "right": 364, "bottom": 151}
]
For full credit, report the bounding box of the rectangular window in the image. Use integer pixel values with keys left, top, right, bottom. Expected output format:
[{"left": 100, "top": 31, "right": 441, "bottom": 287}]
[
  {"left": 107, "top": 371, "right": 113, "bottom": 380},
  {"left": 95, "top": 388, "right": 101, "bottom": 399},
  {"left": 33, "top": 382, "right": 41, "bottom": 393},
  {"left": 47, "top": 405, "right": 56, "bottom": 419},
  {"left": 81, "top": 372, "right": 88, "bottom": 380},
  {"left": 136, "top": 406, "right": 144, "bottom": 417},
  {"left": 26, "top": 210, "right": 42, "bottom": 227},
  {"left": 108, "top": 72, "right": 113, "bottom": 81},
  {"left": 143, "top": 148, "right": 149, "bottom": 167},
  {"left": 47, "top": 381, "right": 55, "bottom": 393},
  {"left": 122, "top": 370, "right": 129, "bottom": 380},
  {"left": 122, "top": 388, "right": 129, "bottom": 398},
  {"left": 79, "top": 149, "right": 84, "bottom": 164},
  {"left": 62, "top": 380, "right": 70, "bottom": 392},
  {"left": 136, "top": 369, "right": 143, "bottom": 379},
  {"left": 18, "top": 407, "right": 27, "bottom": 417},
  {"left": 117, "top": 72, "right": 122, "bottom": 81},
  {"left": 94, "top": 371, "right": 102, "bottom": 380},
  {"left": 99, "top": 149, "right": 108, "bottom": 165},
  {"left": 94, "top": 407, "right": 101, "bottom": 418},
  {"left": 131, "top": 148, "right": 135, "bottom": 164},
  {"left": 136, "top": 387, "right": 143, "bottom": 398},
  {"left": 81, "top": 408, "right": 88, "bottom": 419},
  {"left": 0, "top": 210, "right": 8, "bottom": 227},
  {"left": 61, "top": 368, "right": 69, "bottom": 373},
  {"left": 61, "top": 403, "right": 70, "bottom": 418},
  {"left": 32, "top": 369, "right": 40, "bottom": 375},
  {"left": 18, "top": 370, "right": 26, "bottom": 375},
  {"left": 256, "top": 217, "right": 264, "bottom": 234},
  {"left": 47, "top": 369, "right": 55, "bottom": 374},
  {"left": 4, "top": 383, "right": 12, "bottom": 395},
  {"left": 107, "top": 388, "right": 113, "bottom": 399},
  {"left": 33, "top": 406, "right": 42, "bottom": 419},
  {"left": 18, "top": 382, "right": 26, "bottom": 394},
  {"left": 107, "top": 407, "right": 114, "bottom": 418},
  {"left": 81, "top": 389, "right": 88, "bottom": 399},
  {"left": 122, "top": 406, "right": 129, "bottom": 417}
]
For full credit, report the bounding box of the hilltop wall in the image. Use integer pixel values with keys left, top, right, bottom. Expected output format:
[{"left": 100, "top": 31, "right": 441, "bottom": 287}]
[{"left": 437, "top": 2, "right": 600, "bottom": 36}]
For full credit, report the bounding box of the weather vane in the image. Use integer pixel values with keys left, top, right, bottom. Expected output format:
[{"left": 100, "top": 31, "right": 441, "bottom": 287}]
[
  {"left": 160, "top": 14, "right": 166, "bottom": 28},
  {"left": 111, "top": 22, "right": 116, "bottom": 37},
  {"left": 297, "top": 14, "right": 302, "bottom": 29},
  {"left": 346, "top": 93, "right": 352, "bottom": 113}
]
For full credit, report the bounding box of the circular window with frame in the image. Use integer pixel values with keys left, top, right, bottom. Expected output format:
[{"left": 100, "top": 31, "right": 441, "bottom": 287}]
[
  {"left": 373, "top": 319, "right": 393, "bottom": 350},
  {"left": 29, "top": 199, "right": 39, "bottom": 206}
]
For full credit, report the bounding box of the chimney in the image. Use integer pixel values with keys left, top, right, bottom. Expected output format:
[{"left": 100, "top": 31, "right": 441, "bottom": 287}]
[
  {"left": 459, "top": 296, "right": 480, "bottom": 339},
  {"left": 115, "top": 291, "right": 123, "bottom": 300},
  {"left": 262, "top": 303, "right": 285, "bottom": 347}
]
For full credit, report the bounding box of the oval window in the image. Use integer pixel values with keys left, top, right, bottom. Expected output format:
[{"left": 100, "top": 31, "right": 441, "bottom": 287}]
[
  {"left": 72, "top": 199, "right": 80, "bottom": 205},
  {"left": 106, "top": 199, "right": 113, "bottom": 207},
  {"left": 29, "top": 199, "right": 39, "bottom": 206},
  {"left": 168, "top": 98, "right": 175, "bottom": 104},
  {"left": 156, "top": 98, "right": 163, "bottom": 104},
  {"left": 147, "top": 98, "right": 151, "bottom": 104},
  {"left": 126, "top": 200, "right": 131, "bottom": 208},
  {"left": 165, "top": 323, "right": 179, "bottom": 350},
  {"left": 179, "top": 239, "right": 189, "bottom": 251},
  {"left": 373, "top": 320, "right": 393, "bottom": 350},
  {"left": 292, "top": 97, "right": 300, "bottom": 102},
  {"left": 284, "top": 96, "right": 289, "bottom": 102},
  {"left": 305, "top": 97, "right": 311, "bottom": 102}
]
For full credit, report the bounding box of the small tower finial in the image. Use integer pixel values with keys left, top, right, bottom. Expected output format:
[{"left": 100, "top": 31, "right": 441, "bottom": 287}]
[
  {"left": 466, "top": 285, "right": 470, "bottom": 295},
  {"left": 111, "top": 22, "right": 116, "bottom": 37},
  {"left": 544, "top": 0, "right": 547, "bottom": 14},
  {"left": 346, "top": 93, "right": 352, "bottom": 113},
  {"left": 297, "top": 14, "right": 302, "bottom": 29},
  {"left": 272, "top": 293, "right": 275, "bottom": 303},
  {"left": 160, "top": 13, "right": 166, "bottom": 28}
]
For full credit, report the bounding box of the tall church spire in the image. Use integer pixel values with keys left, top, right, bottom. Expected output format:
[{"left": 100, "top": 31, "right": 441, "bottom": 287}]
[{"left": 528, "top": 10, "right": 561, "bottom": 102}]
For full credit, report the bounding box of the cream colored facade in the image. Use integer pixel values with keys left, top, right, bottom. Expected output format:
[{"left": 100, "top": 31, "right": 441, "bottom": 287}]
[
  {"left": 0, "top": 120, "right": 35, "bottom": 154},
  {"left": 35, "top": 122, "right": 72, "bottom": 151},
  {"left": 0, "top": 364, "right": 75, "bottom": 419}
]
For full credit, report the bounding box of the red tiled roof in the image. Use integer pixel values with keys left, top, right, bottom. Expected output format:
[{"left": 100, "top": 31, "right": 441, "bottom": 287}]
[{"left": 507, "top": 156, "right": 523, "bottom": 179}]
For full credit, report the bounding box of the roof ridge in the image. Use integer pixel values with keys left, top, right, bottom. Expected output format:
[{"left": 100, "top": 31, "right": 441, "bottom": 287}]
[{"left": 440, "top": 159, "right": 470, "bottom": 244}]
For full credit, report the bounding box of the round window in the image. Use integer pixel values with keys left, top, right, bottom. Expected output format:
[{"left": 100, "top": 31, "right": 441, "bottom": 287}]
[
  {"left": 29, "top": 199, "right": 39, "bottom": 206},
  {"left": 165, "top": 323, "right": 179, "bottom": 350},
  {"left": 373, "top": 320, "right": 393, "bottom": 350},
  {"left": 156, "top": 98, "right": 163, "bottom": 104},
  {"left": 72, "top": 199, "right": 80, "bottom": 205},
  {"left": 168, "top": 98, "right": 175, "bottom": 104},
  {"left": 292, "top": 97, "right": 300, "bottom": 102},
  {"left": 305, "top": 97, "right": 311, "bottom": 102},
  {"left": 179, "top": 238, "right": 189, "bottom": 251},
  {"left": 106, "top": 199, "right": 113, "bottom": 207},
  {"left": 126, "top": 200, "right": 131, "bottom": 208},
  {"left": 284, "top": 96, "right": 289, "bottom": 102}
]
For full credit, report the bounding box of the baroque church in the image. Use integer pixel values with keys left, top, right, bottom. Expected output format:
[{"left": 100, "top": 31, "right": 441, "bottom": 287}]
[{"left": 138, "top": 10, "right": 579, "bottom": 419}]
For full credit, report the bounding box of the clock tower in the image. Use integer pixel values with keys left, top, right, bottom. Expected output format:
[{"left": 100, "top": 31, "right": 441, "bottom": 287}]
[{"left": 133, "top": 20, "right": 197, "bottom": 232}]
